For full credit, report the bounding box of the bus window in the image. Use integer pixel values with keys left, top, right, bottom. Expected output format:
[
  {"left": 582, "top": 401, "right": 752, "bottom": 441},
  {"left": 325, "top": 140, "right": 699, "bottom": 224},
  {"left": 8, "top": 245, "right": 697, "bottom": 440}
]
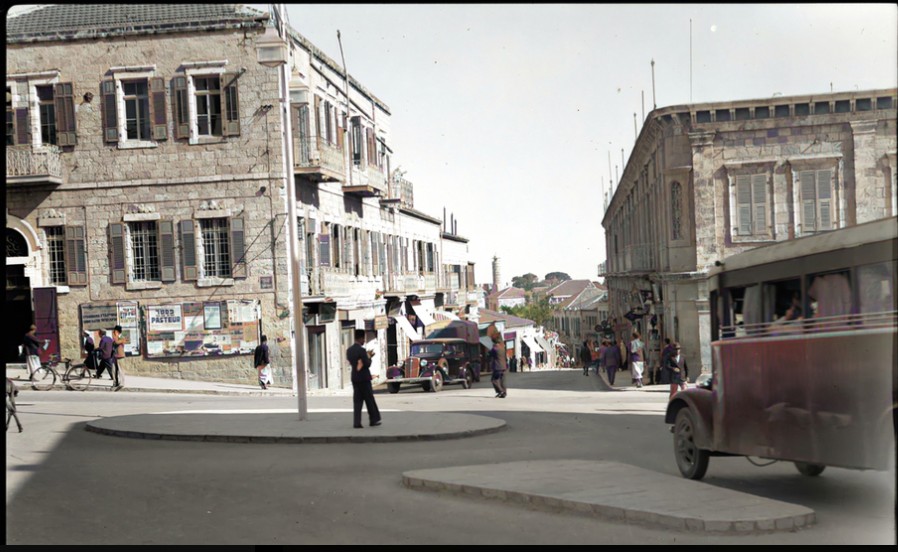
[
  {"left": 765, "top": 279, "right": 803, "bottom": 335},
  {"left": 857, "top": 262, "right": 895, "bottom": 314},
  {"left": 742, "top": 284, "right": 761, "bottom": 335},
  {"left": 807, "top": 270, "right": 851, "bottom": 318}
]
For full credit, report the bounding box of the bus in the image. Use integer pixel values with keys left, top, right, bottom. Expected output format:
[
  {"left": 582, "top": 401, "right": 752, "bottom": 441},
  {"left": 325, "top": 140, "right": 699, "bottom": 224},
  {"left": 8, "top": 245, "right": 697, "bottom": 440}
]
[{"left": 666, "top": 217, "right": 896, "bottom": 480}]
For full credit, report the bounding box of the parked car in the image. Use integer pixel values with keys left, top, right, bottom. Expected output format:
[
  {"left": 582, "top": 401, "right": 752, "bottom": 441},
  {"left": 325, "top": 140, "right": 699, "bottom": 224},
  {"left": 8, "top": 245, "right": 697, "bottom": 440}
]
[{"left": 385, "top": 320, "right": 481, "bottom": 393}]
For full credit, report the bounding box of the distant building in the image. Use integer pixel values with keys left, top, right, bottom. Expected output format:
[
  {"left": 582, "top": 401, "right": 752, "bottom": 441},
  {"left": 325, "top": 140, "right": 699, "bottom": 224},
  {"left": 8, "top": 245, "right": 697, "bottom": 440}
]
[
  {"left": 486, "top": 286, "right": 526, "bottom": 311},
  {"left": 601, "top": 87, "right": 897, "bottom": 379}
]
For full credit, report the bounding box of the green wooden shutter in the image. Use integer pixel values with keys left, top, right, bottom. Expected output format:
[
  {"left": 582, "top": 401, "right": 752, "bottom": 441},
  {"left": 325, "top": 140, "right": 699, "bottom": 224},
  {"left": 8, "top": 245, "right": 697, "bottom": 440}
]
[
  {"left": 751, "top": 174, "right": 767, "bottom": 235},
  {"left": 101, "top": 80, "right": 118, "bottom": 143},
  {"left": 65, "top": 226, "right": 87, "bottom": 285},
  {"left": 800, "top": 170, "right": 817, "bottom": 232},
  {"left": 172, "top": 77, "right": 189, "bottom": 139},
  {"left": 109, "top": 223, "right": 126, "bottom": 284},
  {"left": 158, "top": 220, "right": 176, "bottom": 282},
  {"left": 816, "top": 169, "right": 832, "bottom": 230},
  {"left": 180, "top": 220, "right": 198, "bottom": 281},
  {"left": 221, "top": 73, "right": 240, "bottom": 136},
  {"left": 318, "top": 233, "right": 330, "bottom": 267},
  {"left": 54, "top": 83, "right": 77, "bottom": 146},
  {"left": 15, "top": 107, "right": 30, "bottom": 146},
  {"left": 230, "top": 217, "right": 246, "bottom": 278},
  {"left": 149, "top": 77, "right": 168, "bottom": 140}
]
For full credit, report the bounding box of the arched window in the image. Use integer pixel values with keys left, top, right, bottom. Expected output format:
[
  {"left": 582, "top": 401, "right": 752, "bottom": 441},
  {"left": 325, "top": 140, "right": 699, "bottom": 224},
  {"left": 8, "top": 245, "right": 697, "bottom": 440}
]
[
  {"left": 6, "top": 228, "right": 28, "bottom": 257},
  {"left": 670, "top": 181, "right": 683, "bottom": 241}
]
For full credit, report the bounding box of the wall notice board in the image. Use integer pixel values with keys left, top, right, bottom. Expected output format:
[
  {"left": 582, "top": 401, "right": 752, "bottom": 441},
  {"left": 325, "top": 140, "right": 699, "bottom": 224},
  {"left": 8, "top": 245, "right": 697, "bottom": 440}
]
[{"left": 144, "top": 299, "right": 260, "bottom": 358}]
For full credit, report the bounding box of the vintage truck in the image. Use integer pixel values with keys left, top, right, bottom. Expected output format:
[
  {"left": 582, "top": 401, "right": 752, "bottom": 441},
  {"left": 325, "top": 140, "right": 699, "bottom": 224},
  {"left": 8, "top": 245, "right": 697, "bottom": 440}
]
[{"left": 385, "top": 320, "right": 482, "bottom": 393}]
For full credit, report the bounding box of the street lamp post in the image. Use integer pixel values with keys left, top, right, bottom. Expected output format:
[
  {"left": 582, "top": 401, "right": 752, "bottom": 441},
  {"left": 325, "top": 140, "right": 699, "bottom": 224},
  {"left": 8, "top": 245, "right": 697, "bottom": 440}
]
[{"left": 258, "top": 5, "right": 308, "bottom": 420}]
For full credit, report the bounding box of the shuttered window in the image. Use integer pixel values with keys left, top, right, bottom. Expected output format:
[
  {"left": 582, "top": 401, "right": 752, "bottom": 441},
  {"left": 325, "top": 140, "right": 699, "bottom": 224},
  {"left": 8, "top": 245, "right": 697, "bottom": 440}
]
[
  {"left": 800, "top": 169, "right": 835, "bottom": 233},
  {"left": 6, "top": 87, "right": 13, "bottom": 146},
  {"left": 54, "top": 82, "right": 77, "bottom": 146},
  {"left": 64, "top": 226, "right": 87, "bottom": 286},
  {"left": 735, "top": 174, "right": 769, "bottom": 237},
  {"left": 36, "top": 85, "right": 57, "bottom": 145},
  {"left": 351, "top": 116, "right": 362, "bottom": 165},
  {"left": 318, "top": 231, "right": 331, "bottom": 267},
  {"left": 221, "top": 73, "right": 240, "bottom": 136},
  {"left": 149, "top": 77, "right": 168, "bottom": 140},
  {"left": 101, "top": 80, "right": 118, "bottom": 143},
  {"left": 130, "top": 221, "right": 161, "bottom": 282}
]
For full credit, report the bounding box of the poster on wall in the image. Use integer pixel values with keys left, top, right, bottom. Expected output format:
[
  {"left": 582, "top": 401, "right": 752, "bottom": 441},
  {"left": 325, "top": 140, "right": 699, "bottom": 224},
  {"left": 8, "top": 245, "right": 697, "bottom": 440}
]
[
  {"left": 80, "top": 301, "right": 141, "bottom": 357},
  {"left": 144, "top": 299, "right": 260, "bottom": 358}
]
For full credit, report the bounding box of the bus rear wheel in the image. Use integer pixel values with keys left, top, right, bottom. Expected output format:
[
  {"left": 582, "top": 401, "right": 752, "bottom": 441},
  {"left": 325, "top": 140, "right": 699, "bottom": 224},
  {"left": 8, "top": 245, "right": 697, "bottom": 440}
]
[
  {"left": 674, "top": 408, "right": 710, "bottom": 480},
  {"left": 794, "top": 462, "right": 826, "bottom": 476}
]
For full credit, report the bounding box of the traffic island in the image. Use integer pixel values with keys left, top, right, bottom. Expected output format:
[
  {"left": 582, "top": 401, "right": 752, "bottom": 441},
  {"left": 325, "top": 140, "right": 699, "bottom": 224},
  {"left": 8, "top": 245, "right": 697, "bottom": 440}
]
[
  {"left": 403, "top": 459, "right": 815, "bottom": 533},
  {"left": 85, "top": 411, "right": 506, "bottom": 444}
]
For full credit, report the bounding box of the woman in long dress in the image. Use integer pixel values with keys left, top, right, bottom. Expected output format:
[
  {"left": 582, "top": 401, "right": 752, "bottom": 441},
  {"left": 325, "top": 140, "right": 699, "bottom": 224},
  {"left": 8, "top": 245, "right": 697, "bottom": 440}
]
[{"left": 629, "top": 331, "right": 645, "bottom": 388}]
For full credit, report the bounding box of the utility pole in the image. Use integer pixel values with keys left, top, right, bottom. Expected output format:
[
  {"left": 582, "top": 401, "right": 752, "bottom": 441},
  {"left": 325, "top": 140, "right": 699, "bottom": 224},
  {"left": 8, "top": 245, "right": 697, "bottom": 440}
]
[
  {"left": 272, "top": 3, "right": 308, "bottom": 420},
  {"left": 633, "top": 113, "right": 637, "bottom": 141},
  {"left": 337, "top": 30, "right": 352, "bottom": 188}
]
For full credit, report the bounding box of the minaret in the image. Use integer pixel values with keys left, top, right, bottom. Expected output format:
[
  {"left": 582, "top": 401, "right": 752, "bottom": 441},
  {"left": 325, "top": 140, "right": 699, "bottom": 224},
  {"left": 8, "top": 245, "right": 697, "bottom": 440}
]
[{"left": 492, "top": 255, "right": 501, "bottom": 293}]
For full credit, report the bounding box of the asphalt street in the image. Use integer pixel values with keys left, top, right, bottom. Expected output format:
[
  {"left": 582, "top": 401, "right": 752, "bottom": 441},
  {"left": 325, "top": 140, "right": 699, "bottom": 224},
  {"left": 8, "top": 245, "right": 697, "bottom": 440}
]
[{"left": 6, "top": 370, "right": 896, "bottom": 544}]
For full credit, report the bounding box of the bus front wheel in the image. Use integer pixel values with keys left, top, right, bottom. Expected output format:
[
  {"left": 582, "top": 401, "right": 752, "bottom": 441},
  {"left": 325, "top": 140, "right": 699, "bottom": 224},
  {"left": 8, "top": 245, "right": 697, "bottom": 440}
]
[{"left": 674, "top": 408, "right": 710, "bottom": 480}]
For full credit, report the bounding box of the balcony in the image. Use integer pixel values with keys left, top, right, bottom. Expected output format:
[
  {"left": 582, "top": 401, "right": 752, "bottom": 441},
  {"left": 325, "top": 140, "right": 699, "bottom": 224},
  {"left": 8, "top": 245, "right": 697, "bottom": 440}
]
[
  {"left": 295, "top": 136, "right": 345, "bottom": 183},
  {"left": 344, "top": 163, "right": 387, "bottom": 198},
  {"left": 6, "top": 145, "right": 63, "bottom": 186}
]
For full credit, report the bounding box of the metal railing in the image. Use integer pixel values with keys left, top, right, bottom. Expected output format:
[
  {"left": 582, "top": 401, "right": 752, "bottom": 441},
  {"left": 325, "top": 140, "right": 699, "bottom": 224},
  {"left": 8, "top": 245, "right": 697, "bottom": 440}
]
[
  {"left": 6, "top": 145, "right": 62, "bottom": 181},
  {"left": 365, "top": 164, "right": 386, "bottom": 193},
  {"left": 720, "top": 310, "right": 897, "bottom": 340},
  {"left": 295, "top": 136, "right": 345, "bottom": 177}
]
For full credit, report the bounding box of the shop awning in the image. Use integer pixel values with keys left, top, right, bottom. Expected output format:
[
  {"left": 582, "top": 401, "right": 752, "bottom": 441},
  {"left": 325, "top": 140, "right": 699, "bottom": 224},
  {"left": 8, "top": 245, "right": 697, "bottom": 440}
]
[
  {"left": 416, "top": 298, "right": 438, "bottom": 327},
  {"left": 535, "top": 335, "right": 553, "bottom": 354},
  {"left": 393, "top": 315, "right": 421, "bottom": 342},
  {"left": 479, "top": 336, "right": 494, "bottom": 349},
  {"left": 522, "top": 335, "right": 543, "bottom": 353},
  {"left": 433, "top": 310, "right": 459, "bottom": 321}
]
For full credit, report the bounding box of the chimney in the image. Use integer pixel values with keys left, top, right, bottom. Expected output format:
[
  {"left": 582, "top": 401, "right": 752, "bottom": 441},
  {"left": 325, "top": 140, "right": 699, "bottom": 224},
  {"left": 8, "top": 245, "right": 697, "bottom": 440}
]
[{"left": 450, "top": 213, "right": 454, "bottom": 235}]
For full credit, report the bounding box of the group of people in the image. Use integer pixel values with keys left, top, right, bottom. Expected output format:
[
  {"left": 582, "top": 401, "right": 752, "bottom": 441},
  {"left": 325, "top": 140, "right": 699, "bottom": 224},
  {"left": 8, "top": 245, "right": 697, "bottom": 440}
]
[
  {"left": 22, "top": 325, "right": 125, "bottom": 390},
  {"left": 579, "top": 332, "right": 689, "bottom": 397},
  {"left": 81, "top": 326, "right": 125, "bottom": 389}
]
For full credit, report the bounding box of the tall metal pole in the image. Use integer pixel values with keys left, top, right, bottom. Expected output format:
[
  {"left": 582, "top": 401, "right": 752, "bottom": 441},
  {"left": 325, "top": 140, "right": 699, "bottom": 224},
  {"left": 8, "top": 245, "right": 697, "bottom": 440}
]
[
  {"left": 274, "top": 4, "right": 308, "bottom": 420},
  {"left": 651, "top": 59, "right": 656, "bottom": 109},
  {"left": 633, "top": 113, "right": 637, "bottom": 141},
  {"left": 690, "top": 19, "right": 693, "bottom": 104},
  {"left": 337, "top": 30, "right": 352, "bottom": 188}
]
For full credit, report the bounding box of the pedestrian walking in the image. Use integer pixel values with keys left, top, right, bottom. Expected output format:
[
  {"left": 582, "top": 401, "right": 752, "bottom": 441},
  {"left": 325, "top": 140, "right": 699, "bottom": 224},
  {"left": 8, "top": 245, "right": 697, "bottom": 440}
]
[
  {"left": 618, "top": 337, "right": 628, "bottom": 374},
  {"left": 347, "top": 329, "right": 381, "bottom": 428},
  {"left": 111, "top": 325, "right": 126, "bottom": 389},
  {"left": 23, "top": 325, "right": 43, "bottom": 378},
  {"left": 666, "top": 342, "right": 689, "bottom": 398},
  {"left": 581, "top": 340, "right": 592, "bottom": 376},
  {"left": 6, "top": 377, "right": 23, "bottom": 432},
  {"left": 595, "top": 341, "right": 606, "bottom": 375},
  {"left": 96, "top": 329, "right": 114, "bottom": 381},
  {"left": 630, "top": 331, "right": 645, "bottom": 388},
  {"left": 601, "top": 339, "right": 622, "bottom": 386},
  {"left": 660, "top": 338, "right": 674, "bottom": 385},
  {"left": 489, "top": 341, "right": 506, "bottom": 398},
  {"left": 82, "top": 331, "right": 98, "bottom": 373},
  {"left": 254, "top": 335, "right": 273, "bottom": 389}
]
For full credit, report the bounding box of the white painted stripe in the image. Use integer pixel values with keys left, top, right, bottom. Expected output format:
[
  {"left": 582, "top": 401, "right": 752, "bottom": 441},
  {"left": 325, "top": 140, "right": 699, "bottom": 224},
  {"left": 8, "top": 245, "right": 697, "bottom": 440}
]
[{"left": 152, "top": 409, "right": 401, "bottom": 415}]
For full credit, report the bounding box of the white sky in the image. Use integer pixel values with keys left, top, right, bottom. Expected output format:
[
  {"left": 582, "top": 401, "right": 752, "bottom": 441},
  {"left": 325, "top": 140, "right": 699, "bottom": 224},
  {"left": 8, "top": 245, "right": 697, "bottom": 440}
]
[{"left": 12, "top": 4, "right": 897, "bottom": 285}]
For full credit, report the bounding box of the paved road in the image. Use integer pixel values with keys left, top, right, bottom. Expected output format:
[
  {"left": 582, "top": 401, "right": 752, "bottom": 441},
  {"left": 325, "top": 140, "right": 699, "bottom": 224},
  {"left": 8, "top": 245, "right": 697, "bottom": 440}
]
[{"left": 6, "top": 371, "right": 895, "bottom": 544}]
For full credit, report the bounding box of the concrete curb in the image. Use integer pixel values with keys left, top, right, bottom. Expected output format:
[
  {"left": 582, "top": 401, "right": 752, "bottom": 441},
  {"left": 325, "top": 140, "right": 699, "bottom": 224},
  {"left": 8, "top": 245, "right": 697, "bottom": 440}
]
[
  {"left": 13, "top": 383, "right": 294, "bottom": 397},
  {"left": 402, "top": 460, "right": 816, "bottom": 534},
  {"left": 84, "top": 411, "right": 508, "bottom": 444}
]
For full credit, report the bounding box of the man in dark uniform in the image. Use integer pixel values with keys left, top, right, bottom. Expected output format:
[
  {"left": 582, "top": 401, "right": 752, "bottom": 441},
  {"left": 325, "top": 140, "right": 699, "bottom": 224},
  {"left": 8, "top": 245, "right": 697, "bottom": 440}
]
[{"left": 347, "top": 329, "right": 381, "bottom": 429}]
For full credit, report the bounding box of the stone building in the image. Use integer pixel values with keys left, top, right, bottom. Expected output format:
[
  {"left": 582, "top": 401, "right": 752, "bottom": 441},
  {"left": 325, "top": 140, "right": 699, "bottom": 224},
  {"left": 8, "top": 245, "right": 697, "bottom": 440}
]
[
  {"left": 600, "top": 87, "right": 897, "bottom": 379},
  {"left": 5, "top": 5, "right": 475, "bottom": 390}
]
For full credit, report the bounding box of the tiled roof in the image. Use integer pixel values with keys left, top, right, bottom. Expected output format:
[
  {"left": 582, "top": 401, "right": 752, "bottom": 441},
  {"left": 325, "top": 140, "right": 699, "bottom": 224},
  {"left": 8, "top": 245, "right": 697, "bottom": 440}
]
[
  {"left": 7, "top": 5, "right": 268, "bottom": 43},
  {"left": 478, "top": 309, "right": 534, "bottom": 328},
  {"left": 548, "top": 279, "right": 593, "bottom": 298},
  {"left": 487, "top": 287, "right": 525, "bottom": 300}
]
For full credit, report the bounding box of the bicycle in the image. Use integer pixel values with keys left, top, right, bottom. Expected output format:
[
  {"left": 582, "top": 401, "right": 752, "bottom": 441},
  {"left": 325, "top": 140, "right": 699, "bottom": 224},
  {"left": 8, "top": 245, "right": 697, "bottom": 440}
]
[
  {"left": 28, "top": 353, "right": 64, "bottom": 391},
  {"left": 63, "top": 353, "right": 97, "bottom": 391}
]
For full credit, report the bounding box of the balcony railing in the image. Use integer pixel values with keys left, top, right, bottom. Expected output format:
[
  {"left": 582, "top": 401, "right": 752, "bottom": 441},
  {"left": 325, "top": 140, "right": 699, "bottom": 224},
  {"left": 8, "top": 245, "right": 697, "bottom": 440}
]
[
  {"left": 295, "top": 136, "right": 346, "bottom": 182},
  {"left": 365, "top": 164, "right": 386, "bottom": 191},
  {"left": 6, "top": 145, "right": 62, "bottom": 185}
]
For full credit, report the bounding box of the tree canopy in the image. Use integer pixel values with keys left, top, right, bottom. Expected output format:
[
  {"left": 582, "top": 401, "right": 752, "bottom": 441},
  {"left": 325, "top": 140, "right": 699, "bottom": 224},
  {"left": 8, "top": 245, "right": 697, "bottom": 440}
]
[
  {"left": 499, "top": 297, "right": 553, "bottom": 328},
  {"left": 544, "top": 272, "right": 571, "bottom": 282},
  {"left": 511, "top": 273, "right": 539, "bottom": 291}
]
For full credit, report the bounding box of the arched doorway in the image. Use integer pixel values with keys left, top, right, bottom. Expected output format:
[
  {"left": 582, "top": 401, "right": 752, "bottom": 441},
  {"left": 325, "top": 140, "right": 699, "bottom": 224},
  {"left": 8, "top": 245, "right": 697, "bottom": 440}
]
[{"left": 6, "top": 228, "right": 34, "bottom": 362}]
